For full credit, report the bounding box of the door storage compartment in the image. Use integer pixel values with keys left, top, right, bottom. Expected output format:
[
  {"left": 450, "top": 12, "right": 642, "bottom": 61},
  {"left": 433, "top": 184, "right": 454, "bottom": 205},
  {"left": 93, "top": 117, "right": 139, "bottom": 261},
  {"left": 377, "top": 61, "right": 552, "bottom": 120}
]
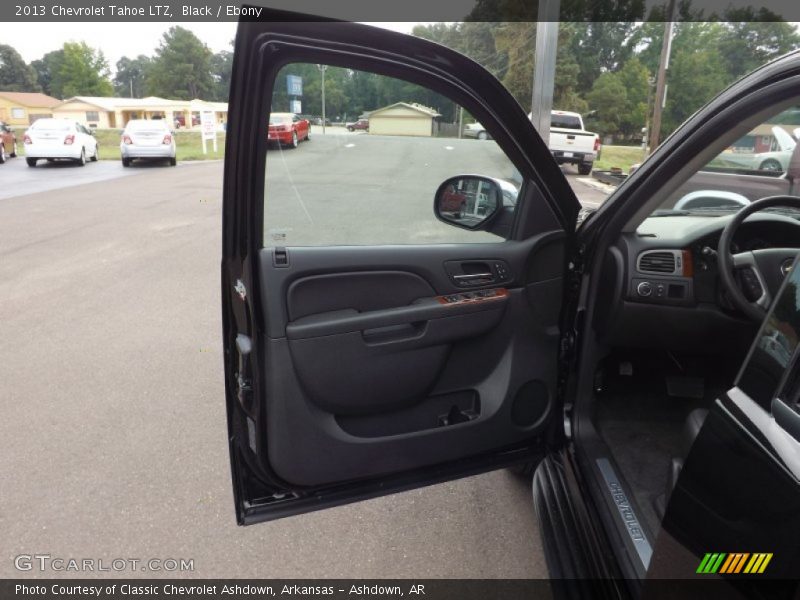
[{"left": 336, "top": 391, "right": 480, "bottom": 437}]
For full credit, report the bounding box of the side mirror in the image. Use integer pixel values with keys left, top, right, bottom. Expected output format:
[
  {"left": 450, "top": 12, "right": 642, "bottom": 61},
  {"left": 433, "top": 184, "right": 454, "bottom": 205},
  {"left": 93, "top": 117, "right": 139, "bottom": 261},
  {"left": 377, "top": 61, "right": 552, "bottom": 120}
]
[{"left": 434, "top": 176, "right": 505, "bottom": 231}]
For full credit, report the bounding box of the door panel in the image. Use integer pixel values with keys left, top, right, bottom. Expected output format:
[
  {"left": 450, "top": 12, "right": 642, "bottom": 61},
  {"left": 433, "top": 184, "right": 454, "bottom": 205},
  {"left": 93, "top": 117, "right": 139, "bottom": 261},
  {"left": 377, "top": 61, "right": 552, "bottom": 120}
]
[
  {"left": 259, "top": 236, "right": 565, "bottom": 487},
  {"left": 222, "top": 15, "right": 580, "bottom": 523}
]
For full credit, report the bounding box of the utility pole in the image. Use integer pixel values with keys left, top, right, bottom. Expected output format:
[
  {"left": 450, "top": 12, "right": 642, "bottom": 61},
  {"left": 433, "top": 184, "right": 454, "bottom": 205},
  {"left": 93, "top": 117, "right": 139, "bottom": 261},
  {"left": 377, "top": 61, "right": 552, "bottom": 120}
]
[
  {"left": 530, "top": 0, "right": 560, "bottom": 147},
  {"left": 317, "top": 64, "right": 327, "bottom": 134},
  {"left": 648, "top": 0, "right": 678, "bottom": 154}
]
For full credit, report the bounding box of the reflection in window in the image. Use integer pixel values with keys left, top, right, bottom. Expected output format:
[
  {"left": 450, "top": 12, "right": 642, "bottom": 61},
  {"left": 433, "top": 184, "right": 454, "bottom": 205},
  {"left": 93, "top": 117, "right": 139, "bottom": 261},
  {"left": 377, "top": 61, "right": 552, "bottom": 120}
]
[{"left": 738, "top": 257, "right": 800, "bottom": 409}]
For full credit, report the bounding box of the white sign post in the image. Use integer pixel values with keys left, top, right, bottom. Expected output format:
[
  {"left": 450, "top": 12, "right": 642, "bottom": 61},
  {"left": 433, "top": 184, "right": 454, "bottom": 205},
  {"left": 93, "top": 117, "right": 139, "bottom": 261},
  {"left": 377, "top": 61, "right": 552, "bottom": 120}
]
[{"left": 200, "top": 110, "right": 217, "bottom": 154}]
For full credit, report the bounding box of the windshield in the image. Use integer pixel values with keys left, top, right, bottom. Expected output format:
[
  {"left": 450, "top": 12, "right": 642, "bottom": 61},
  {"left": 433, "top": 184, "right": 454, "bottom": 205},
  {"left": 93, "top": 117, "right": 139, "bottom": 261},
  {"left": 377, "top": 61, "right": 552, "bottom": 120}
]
[{"left": 269, "top": 115, "right": 291, "bottom": 125}]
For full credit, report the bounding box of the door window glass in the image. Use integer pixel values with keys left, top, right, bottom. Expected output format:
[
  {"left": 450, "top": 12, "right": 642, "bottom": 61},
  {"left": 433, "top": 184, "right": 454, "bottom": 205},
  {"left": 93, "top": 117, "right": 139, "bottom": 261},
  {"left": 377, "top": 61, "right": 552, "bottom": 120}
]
[
  {"left": 648, "top": 106, "right": 800, "bottom": 216},
  {"left": 263, "top": 63, "right": 520, "bottom": 247},
  {"left": 738, "top": 255, "right": 800, "bottom": 410}
]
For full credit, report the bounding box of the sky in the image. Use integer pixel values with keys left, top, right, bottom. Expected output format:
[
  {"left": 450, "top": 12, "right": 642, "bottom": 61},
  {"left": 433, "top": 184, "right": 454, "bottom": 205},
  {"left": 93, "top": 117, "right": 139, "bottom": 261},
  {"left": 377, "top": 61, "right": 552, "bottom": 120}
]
[{"left": 2, "top": 22, "right": 421, "bottom": 71}]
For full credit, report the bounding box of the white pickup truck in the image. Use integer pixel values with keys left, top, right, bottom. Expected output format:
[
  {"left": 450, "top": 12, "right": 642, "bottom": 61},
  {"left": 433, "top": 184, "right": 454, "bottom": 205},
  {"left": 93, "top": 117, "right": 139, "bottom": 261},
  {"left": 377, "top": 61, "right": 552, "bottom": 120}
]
[{"left": 530, "top": 110, "right": 601, "bottom": 175}]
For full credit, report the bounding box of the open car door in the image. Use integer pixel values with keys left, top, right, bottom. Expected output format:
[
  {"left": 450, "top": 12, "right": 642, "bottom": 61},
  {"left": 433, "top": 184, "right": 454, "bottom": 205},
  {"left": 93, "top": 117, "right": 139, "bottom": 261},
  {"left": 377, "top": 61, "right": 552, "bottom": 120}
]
[
  {"left": 222, "top": 13, "right": 581, "bottom": 524},
  {"left": 645, "top": 255, "right": 800, "bottom": 585}
]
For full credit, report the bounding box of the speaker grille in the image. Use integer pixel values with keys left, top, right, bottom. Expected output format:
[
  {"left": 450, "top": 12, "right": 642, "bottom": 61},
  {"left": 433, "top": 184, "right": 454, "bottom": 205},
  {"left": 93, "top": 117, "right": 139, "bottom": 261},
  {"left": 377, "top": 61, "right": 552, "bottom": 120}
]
[{"left": 511, "top": 380, "right": 549, "bottom": 427}]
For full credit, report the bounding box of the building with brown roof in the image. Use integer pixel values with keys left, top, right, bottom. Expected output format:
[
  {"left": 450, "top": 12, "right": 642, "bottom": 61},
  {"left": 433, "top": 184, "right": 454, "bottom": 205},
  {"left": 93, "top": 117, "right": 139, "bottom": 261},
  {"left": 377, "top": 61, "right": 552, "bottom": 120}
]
[{"left": 0, "top": 92, "right": 62, "bottom": 126}]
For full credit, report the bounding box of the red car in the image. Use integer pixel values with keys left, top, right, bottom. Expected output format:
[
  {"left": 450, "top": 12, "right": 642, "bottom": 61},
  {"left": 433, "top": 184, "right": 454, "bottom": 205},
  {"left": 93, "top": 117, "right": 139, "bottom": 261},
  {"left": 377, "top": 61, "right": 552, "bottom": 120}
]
[
  {"left": 439, "top": 184, "right": 469, "bottom": 218},
  {"left": 173, "top": 114, "right": 200, "bottom": 128},
  {"left": 0, "top": 121, "right": 17, "bottom": 163},
  {"left": 268, "top": 113, "right": 310, "bottom": 148},
  {"left": 346, "top": 118, "right": 369, "bottom": 132}
]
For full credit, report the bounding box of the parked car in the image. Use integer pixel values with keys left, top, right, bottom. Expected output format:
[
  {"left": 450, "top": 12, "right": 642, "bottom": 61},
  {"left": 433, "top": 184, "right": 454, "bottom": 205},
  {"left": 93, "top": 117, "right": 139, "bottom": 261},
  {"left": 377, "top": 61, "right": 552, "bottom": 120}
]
[
  {"left": 268, "top": 112, "right": 310, "bottom": 148},
  {"left": 462, "top": 121, "right": 491, "bottom": 140},
  {"left": 0, "top": 121, "right": 17, "bottom": 164},
  {"left": 223, "top": 15, "right": 800, "bottom": 590},
  {"left": 173, "top": 114, "right": 200, "bottom": 128},
  {"left": 713, "top": 126, "right": 798, "bottom": 173},
  {"left": 23, "top": 118, "right": 99, "bottom": 167},
  {"left": 540, "top": 109, "right": 601, "bottom": 175},
  {"left": 346, "top": 118, "right": 369, "bottom": 132},
  {"left": 314, "top": 116, "right": 331, "bottom": 126},
  {"left": 120, "top": 119, "right": 177, "bottom": 167}
]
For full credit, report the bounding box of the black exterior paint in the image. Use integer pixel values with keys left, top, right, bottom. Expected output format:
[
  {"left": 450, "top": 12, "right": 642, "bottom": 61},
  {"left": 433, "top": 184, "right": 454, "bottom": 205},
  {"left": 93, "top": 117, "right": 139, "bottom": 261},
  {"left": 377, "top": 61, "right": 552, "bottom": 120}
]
[
  {"left": 222, "top": 13, "right": 580, "bottom": 525},
  {"left": 221, "top": 10, "right": 800, "bottom": 590}
]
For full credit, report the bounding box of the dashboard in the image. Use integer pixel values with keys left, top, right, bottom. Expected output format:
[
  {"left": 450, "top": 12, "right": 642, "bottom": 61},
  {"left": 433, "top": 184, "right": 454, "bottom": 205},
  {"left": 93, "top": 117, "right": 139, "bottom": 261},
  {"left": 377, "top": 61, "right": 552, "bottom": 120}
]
[{"left": 597, "top": 212, "right": 800, "bottom": 353}]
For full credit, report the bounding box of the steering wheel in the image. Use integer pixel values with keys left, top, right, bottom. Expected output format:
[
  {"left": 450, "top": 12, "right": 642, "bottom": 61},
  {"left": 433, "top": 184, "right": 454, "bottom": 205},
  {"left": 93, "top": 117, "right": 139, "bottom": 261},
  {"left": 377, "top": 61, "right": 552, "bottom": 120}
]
[{"left": 718, "top": 195, "right": 800, "bottom": 322}]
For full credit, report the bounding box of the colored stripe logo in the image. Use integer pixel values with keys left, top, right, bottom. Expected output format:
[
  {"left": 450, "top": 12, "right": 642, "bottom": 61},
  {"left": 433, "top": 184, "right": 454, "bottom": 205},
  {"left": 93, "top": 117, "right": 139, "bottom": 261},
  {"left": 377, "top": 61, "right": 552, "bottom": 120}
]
[{"left": 697, "top": 553, "right": 773, "bottom": 574}]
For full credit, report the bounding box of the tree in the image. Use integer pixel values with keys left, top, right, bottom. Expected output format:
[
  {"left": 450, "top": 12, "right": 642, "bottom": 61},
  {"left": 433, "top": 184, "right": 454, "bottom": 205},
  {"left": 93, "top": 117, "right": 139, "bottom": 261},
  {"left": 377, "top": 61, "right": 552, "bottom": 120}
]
[
  {"left": 554, "top": 24, "right": 588, "bottom": 113},
  {"left": 50, "top": 42, "right": 112, "bottom": 98},
  {"left": 568, "top": 22, "right": 638, "bottom": 94},
  {"left": 660, "top": 47, "right": 728, "bottom": 136},
  {"left": 0, "top": 45, "right": 40, "bottom": 92},
  {"left": 146, "top": 27, "right": 214, "bottom": 100},
  {"left": 493, "top": 22, "right": 536, "bottom": 108},
  {"left": 587, "top": 73, "right": 628, "bottom": 136},
  {"left": 31, "top": 49, "right": 64, "bottom": 96},
  {"left": 716, "top": 20, "right": 800, "bottom": 82},
  {"left": 209, "top": 49, "right": 233, "bottom": 101},
  {"left": 616, "top": 58, "right": 651, "bottom": 137},
  {"left": 114, "top": 55, "right": 152, "bottom": 98}
]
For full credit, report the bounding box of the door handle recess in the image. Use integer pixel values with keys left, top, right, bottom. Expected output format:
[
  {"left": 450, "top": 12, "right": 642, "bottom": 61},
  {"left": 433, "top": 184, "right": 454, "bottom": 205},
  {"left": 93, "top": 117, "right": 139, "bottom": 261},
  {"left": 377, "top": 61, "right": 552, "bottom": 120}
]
[{"left": 452, "top": 273, "right": 495, "bottom": 280}]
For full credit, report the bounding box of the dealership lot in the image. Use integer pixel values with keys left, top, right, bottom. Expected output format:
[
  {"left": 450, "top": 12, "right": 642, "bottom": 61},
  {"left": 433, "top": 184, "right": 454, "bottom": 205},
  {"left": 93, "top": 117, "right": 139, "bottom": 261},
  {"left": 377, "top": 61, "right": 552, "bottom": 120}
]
[{"left": 0, "top": 134, "right": 605, "bottom": 578}]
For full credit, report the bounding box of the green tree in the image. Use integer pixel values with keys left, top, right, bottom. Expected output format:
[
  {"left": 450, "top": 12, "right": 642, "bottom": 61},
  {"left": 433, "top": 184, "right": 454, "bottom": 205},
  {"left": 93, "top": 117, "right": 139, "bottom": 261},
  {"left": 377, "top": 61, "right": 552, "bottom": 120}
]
[
  {"left": 586, "top": 72, "right": 628, "bottom": 136},
  {"left": 146, "top": 27, "right": 213, "bottom": 99},
  {"left": 50, "top": 42, "right": 112, "bottom": 98},
  {"left": 661, "top": 47, "right": 728, "bottom": 136},
  {"left": 31, "top": 49, "right": 64, "bottom": 96},
  {"left": 716, "top": 20, "right": 800, "bottom": 82},
  {"left": 568, "top": 22, "right": 638, "bottom": 94},
  {"left": 113, "top": 55, "right": 152, "bottom": 98},
  {"left": 0, "top": 44, "right": 40, "bottom": 92},
  {"left": 554, "top": 24, "right": 588, "bottom": 113},
  {"left": 616, "top": 57, "right": 650, "bottom": 137},
  {"left": 493, "top": 22, "right": 536, "bottom": 108},
  {"left": 210, "top": 49, "right": 233, "bottom": 101}
]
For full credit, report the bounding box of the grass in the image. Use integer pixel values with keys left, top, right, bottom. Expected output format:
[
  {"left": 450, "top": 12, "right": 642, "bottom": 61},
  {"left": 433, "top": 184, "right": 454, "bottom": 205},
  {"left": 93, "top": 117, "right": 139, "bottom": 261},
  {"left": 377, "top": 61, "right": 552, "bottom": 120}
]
[
  {"left": 15, "top": 128, "right": 226, "bottom": 162},
  {"left": 594, "top": 145, "right": 647, "bottom": 173}
]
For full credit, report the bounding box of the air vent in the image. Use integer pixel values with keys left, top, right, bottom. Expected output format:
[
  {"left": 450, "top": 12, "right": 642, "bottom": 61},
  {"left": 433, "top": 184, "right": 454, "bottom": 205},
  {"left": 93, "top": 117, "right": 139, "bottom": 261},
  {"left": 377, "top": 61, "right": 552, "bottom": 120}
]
[{"left": 638, "top": 251, "right": 677, "bottom": 274}]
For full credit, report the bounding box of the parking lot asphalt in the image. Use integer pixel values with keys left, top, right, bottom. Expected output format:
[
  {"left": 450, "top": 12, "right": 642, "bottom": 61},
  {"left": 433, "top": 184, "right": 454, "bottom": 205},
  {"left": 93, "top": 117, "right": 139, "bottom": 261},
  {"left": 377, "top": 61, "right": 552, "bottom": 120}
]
[
  {"left": 0, "top": 133, "right": 610, "bottom": 578},
  {"left": 0, "top": 155, "right": 552, "bottom": 579},
  {"left": 0, "top": 155, "right": 145, "bottom": 200}
]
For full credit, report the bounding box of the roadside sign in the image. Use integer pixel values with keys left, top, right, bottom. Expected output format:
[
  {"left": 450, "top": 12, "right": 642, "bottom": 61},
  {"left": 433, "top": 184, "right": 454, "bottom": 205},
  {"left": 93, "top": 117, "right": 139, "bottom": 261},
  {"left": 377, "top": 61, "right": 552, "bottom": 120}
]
[
  {"left": 287, "top": 75, "right": 303, "bottom": 96},
  {"left": 200, "top": 110, "right": 217, "bottom": 154},
  {"left": 290, "top": 99, "right": 302, "bottom": 114}
]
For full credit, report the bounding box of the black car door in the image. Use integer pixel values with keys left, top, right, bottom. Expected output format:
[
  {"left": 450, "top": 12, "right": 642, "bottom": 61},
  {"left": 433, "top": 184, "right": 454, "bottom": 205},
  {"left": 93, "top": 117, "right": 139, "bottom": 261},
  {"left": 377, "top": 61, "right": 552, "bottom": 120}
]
[
  {"left": 645, "top": 258, "right": 800, "bottom": 587},
  {"left": 222, "top": 14, "right": 580, "bottom": 524}
]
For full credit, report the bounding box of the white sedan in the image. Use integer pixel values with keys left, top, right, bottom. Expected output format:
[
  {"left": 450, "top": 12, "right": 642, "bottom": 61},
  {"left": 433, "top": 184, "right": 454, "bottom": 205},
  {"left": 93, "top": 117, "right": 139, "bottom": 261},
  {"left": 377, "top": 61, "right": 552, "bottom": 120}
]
[
  {"left": 120, "top": 119, "right": 177, "bottom": 167},
  {"left": 463, "top": 122, "right": 491, "bottom": 140},
  {"left": 23, "top": 118, "right": 99, "bottom": 167}
]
